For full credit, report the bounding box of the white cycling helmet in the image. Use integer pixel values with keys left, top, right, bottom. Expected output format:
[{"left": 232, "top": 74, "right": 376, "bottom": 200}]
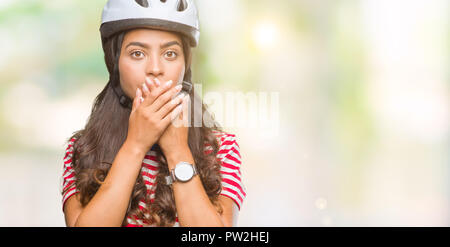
[{"left": 100, "top": 0, "right": 200, "bottom": 47}]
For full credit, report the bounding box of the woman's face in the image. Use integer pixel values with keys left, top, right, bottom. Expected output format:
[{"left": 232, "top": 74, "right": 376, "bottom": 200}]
[{"left": 118, "top": 28, "right": 186, "bottom": 99}]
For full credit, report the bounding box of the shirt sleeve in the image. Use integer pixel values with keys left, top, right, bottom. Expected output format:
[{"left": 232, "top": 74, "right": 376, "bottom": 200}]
[
  {"left": 217, "top": 133, "right": 247, "bottom": 210},
  {"left": 61, "top": 138, "right": 79, "bottom": 211}
]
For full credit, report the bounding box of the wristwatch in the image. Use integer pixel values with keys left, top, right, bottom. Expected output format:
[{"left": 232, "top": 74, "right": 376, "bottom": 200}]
[{"left": 165, "top": 162, "right": 198, "bottom": 185}]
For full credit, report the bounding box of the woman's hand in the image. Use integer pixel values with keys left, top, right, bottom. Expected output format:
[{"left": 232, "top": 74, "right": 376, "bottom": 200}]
[
  {"left": 156, "top": 83, "right": 191, "bottom": 163},
  {"left": 125, "top": 77, "right": 185, "bottom": 154}
]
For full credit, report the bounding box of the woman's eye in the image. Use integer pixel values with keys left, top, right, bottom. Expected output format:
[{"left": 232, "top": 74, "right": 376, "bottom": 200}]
[
  {"left": 131, "top": 51, "right": 144, "bottom": 59},
  {"left": 164, "top": 51, "right": 177, "bottom": 59}
]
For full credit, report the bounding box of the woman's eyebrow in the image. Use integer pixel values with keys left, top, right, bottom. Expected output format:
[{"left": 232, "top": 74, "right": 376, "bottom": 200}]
[
  {"left": 160, "top": 40, "right": 181, "bottom": 49},
  {"left": 125, "top": 41, "right": 181, "bottom": 50},
  {"left": 125, "top": 42, "right": 149, "bottom": 49}
]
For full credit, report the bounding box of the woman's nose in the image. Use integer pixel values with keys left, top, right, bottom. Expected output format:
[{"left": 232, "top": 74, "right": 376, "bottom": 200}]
[{"left": 146, "top": 55, "right": 163, "bottom": 77}]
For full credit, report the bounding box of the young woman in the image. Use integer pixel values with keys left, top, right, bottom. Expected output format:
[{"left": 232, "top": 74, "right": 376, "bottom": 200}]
[{"left": 61, "top": 0, "right": 246, "bottom": 227}]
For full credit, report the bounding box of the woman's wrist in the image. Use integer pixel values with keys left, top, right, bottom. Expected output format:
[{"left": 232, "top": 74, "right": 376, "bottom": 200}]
[
  {"left": 122, "top": 139, "right": 150, "bottom": 159},
  {"left": 165, "top": 146, "right": 194, "bottom": 170}
]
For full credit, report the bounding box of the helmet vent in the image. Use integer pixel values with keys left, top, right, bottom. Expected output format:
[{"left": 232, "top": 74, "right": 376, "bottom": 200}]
[
  {"left": 176, "top": 0, "right": 188, "bottom": 12},
  {"left": 135, "top": 0, "right": 149, "bottom": 8},
  {"left": 160, "top": 0, "right": 167, "bottom": 3}
]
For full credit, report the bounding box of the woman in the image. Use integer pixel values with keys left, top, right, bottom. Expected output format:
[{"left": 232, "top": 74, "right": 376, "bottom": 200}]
[{"left": 61, "top": 0, "right": 246, "bottom": 227}]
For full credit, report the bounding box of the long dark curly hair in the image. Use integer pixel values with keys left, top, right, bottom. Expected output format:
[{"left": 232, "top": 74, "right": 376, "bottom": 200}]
[{"left": 63, "top": 29, "right": 224, "bottom": 226}]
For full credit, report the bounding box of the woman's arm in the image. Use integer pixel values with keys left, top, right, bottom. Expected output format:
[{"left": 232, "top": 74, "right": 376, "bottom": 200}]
[{"left": 64, "top": 140, "right": 146, "bottom": 227}]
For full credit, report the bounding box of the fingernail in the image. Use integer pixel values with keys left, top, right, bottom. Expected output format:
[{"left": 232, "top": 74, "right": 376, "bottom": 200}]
[
  {"left": 146, "top": 77, "right": 154, "bottom": 87},
  {"left": 136, "top": 88, "right": 142, "bottom": 97},
  {"left": 154, "top": 78, "right": 161, "bottom": 86},
  {"left": 140, "top": 96, "right": 144, "bottom": 103},
  {"left": 142, "top": 83, "right": 149, "bottom": 93},
  {"left": 165, "top": 80, "right": 173, "bottom": 87},
  {"left": 175, "top": 85, "right": 182, "bottom": 91}
]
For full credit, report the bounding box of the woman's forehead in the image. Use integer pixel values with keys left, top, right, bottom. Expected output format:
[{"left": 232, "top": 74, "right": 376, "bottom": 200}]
[{"left": 123, "top": 28, "right": 182, "bottom": 46}]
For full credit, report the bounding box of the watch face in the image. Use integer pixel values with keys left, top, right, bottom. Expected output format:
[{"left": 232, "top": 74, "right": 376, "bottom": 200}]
[{"left": 174, "top": 163, "right": 194, "bottom": 182}]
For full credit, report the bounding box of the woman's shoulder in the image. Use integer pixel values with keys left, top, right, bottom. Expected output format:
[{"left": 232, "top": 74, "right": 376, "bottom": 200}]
[
  {"left": 62, "top": 137, "right": 77, "bottom": 161},
  {"left": 63, "top": 137, "right": 77, "bottom": 157},
  {"left": 210, "top": 130, "right": 241, "bottom": 161},
  {"left": 66, "top": 137, "right": 77, "bottom": 146},
  {"left": 211, "top": 129, "right": 238, "bottom": 147}
]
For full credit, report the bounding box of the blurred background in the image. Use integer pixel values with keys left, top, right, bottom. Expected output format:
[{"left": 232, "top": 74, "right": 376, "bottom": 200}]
[{"left": 0, "top": 0, "right": 448, "bottom": 226}]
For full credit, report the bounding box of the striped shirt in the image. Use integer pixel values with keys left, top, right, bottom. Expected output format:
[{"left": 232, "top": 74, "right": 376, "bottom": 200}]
[{"left": 61, "top": 130, "right": 246, "bottom": 227}]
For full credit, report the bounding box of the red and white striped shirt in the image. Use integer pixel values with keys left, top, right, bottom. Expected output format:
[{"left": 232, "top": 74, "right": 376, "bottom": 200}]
[{"left": 61, "top": 130, "right": 246, "bottom": 227}]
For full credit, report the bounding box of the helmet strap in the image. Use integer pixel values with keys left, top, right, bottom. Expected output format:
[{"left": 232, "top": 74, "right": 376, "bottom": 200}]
[{"left": 112, "top": 78, "right": 133, "bottom": 109}]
